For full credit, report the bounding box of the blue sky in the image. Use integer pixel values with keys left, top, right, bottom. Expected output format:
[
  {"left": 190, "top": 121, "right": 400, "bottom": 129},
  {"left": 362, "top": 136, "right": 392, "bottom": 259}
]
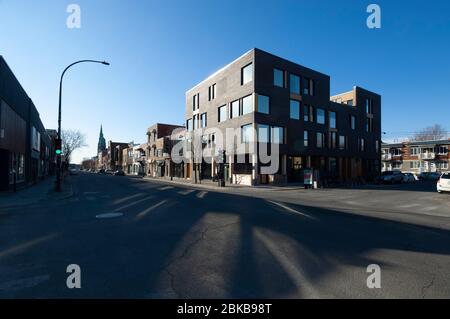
[{"left": 1, "top": 0, "right": 449, "bottom": 163}]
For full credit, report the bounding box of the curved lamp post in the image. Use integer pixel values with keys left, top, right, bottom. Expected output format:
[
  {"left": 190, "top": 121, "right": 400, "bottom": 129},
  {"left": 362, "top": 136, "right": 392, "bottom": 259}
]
[{"left": 56, "top": 60, "right": 110, "bottom": 192}]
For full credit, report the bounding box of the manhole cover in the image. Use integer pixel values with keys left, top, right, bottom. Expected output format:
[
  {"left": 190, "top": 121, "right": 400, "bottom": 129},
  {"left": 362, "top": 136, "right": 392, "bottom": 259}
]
[{"left": 96, "top": 212, "right": 124, "bottom": 219}]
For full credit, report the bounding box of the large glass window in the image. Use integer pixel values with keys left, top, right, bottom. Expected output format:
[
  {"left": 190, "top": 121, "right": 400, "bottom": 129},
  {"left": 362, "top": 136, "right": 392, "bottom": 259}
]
[
  {"left": 339, "top": 136, "right": 346, "bottom": 150},
  {"left": 317, "top": 108, "right": 325, "bottom": 125},
  {"left": 201, "top": 113, "right": 207, "bottom": 128},
  {"left": 329, "top": 132, "right": 337, "bottom": 149},
  {"left": 186, "top": 119, "right": 193, "bottom": 132},
  {"left": 271, "top": 126, "right": 284, "bottom": 144},
  {"left": 218, "top": 105, "right": 227, "bottom": 122},
  {"left": 303, "top": 77, "right": 314, "bottom": 95},
  {"left": 304, "top": 131, "right": 309, "bottom": 147},
  {"left": 257, "top": 124, "right": 270, "bottom": 143},
  {"left": 329, "top": 111, "right": 337, "bottom": 129},
  {"left": 242, "top": 95, "right": 253, "bottom": 115},
  {"left": 290, "top": 74, "right": 300, "bottom": 94},
  {"left": 317, "top": 132, "right": 325, "bottom": 148},
  {"left": 290, "top": 100, "right": 300, "bottom": 120},
  {"left": 367, "top": 118, "right": 373, "bottom": 132},
  {"left": 258, "top": 95, "right": 270, "bottom": 114},
  {"left": 242, "top": 63, "right": 253, "bottom": 85},
  {"left": 230, "top": 100, "right": 240, "bottom": 119},
  {"left": 241, "top": 124, "right": 253, "bottom": 143},
  {"left": 350, "top": 115, "right": 356, "bottom": 130},
  {"left": 274, "top": 68, "right": 284, "bottom": 87}
]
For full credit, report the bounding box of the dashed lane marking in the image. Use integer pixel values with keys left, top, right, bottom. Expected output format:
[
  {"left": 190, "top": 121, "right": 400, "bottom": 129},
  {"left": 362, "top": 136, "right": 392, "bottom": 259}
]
[
  {"left": 178, "top": 189, "right": 196, "bottom": 196},
  {"left": 196, "top": 191, "right": 208, "bottom": 199},
  {"left": 267, "top": 201, "right": 317, "bottom": 221}
]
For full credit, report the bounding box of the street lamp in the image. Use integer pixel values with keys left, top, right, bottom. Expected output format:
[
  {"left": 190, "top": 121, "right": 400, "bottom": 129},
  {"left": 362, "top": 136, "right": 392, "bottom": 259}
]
[{"left": 56, "top": 60, "right": 110, "bottom": 192}]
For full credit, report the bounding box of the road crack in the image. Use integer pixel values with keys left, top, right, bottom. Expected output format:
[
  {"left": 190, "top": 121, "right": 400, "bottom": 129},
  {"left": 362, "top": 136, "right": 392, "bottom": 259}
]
[{"left": 421, "top": 274, "right": 436, "bottom": 299}]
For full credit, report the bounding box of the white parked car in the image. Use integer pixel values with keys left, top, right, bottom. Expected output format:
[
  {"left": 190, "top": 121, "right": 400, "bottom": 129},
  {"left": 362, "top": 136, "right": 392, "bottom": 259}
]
[{"left": 437, "top": 173, "right": 450, "bottom": 193}]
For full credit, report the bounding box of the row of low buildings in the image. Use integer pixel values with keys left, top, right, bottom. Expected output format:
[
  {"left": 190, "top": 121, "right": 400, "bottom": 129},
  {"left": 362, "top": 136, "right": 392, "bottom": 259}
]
[
  {"left": 84, "top": 48, "right": 384, "bottom": 186},
  {"left": 382, "top": 139, "right": 450, "bottom": 174},
  {"left": 0, "top": 56, "right": 57, "bottom": 192}
]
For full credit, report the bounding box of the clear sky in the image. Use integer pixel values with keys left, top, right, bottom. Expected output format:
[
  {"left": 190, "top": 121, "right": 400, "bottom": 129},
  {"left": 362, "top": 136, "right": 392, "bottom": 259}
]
[{"left": 1, "top": 0, "right": 449, "bottom": 163}]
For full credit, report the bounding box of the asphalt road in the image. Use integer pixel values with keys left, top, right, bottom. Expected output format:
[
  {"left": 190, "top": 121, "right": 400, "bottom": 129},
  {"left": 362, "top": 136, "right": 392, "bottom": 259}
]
[{"left": 1, "top": 172, "right": 449, "bottom": 298}]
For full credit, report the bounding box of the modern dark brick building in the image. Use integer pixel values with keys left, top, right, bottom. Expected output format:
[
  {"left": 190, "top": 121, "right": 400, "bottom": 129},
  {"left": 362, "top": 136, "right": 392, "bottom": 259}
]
[
  {"left": 0, "top": 56, "right": 53, "bottom": 191},
  {"left": 184, "top": 48, "right": 382, "bottom": 185}
]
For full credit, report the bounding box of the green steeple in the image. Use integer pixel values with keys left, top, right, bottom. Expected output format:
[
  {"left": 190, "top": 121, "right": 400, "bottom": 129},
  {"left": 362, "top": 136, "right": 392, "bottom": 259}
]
[{"left": 97, "top": 125, "right": 106, "bottom": 153}]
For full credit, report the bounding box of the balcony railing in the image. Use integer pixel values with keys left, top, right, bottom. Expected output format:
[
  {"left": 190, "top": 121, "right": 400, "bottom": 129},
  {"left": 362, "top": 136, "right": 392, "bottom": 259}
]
[
  {"left": 381, "top": 154, "right": 392, "bottom": 161},
  {"left": 419, "top": 153, "right": 436, "bottom": 160}
]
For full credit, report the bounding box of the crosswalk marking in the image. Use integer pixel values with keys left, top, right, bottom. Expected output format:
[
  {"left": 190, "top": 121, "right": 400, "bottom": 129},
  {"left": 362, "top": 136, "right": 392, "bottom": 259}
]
[
  {"left": 158, "top": 186, "right": 174, "bottom": 191},
  {"left": 135, "top": 200, "right": 168, "bottom": 220},
  {"left": 196, "top": 191, "right": 208, "bottom": 199},
  {"left": 114, "top": 196, "right": 155, "bottom": 212},
  {"left": 267, "top": 200, "right": 317, "bottom": 221},
  {"left": 178, "top": 189, "right": 195, "bottom": 196}
]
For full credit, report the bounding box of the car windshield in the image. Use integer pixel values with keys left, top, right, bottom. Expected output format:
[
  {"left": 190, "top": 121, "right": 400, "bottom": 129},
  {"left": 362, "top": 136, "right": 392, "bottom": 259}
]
[{"left": 442, "top": 174, "right": 450, "bottom": 179}]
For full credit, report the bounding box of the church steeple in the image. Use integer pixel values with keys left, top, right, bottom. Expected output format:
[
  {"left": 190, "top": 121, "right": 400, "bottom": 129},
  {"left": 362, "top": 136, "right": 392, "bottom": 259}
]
[{"left": 97, "top": 125, "right": 106, "bottom": 154}]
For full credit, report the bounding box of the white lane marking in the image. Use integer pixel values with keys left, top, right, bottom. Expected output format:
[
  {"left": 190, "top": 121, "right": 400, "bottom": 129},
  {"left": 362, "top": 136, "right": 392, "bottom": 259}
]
[
  {"left": 135, "top": 200, "right": 168, "bottom": 220},
  {"left": 96, "top": 212, "right": 124, "bottom": 219},
  {"left": 422, "top": 206, "right": 438, "bottom": 212},
  {"left": 255, "top": 230, "right": 319, "bottom": 298},
  {"left": 196, "top": 191, "right": 208, "bottom": 199},
  {"left": 267, "top": 201, "right": 317, "bottom": 221},
  {"left": 113, "top": 193, "right": 145, "bottom": 205},
  {"left": 114, "top": 196, "right": 155, "bottom": 212},
  {"left": 399, "top": 203, "right": 421, "bottom": 209},
  {"left": 0, "top": 233, "right": 58, "bottom": 259},
  {"left": 178, "top": 189, "right": 195, "bottom": 196},
  {"left": 158, "top": 186, "right": 174, "bottom": 191}
]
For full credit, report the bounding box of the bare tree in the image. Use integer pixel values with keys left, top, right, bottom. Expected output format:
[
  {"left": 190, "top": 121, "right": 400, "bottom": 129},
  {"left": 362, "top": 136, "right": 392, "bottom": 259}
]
[
  {"left": 411, "top": 124, "right": 447, "bottom": 142},
  {"left": 61, "top": 129, "right": 87, "bottom": 163}
]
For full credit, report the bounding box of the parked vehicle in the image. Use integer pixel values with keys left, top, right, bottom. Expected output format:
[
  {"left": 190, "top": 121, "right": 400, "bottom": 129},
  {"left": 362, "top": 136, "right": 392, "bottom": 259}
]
[
  {"left": 97, "top": 169, "right": 106, "bottom": 174},
  {"left": 380, "top": 171, "right": 403, "bottom": 184},
  {"left": 114, "top": 170, "right": 125, "bottom": 176},
  {"left": 437, "top": 173, "right": 450, "bottom": 193},
  {"left": 419, "top": 172, "right": 441, "bottom": 181},
  {"left": 402, "top": 173, "right": 416, "bottom": 183},
  {"left": 105, "top": 170, "right": 114, "bottom": 175}
]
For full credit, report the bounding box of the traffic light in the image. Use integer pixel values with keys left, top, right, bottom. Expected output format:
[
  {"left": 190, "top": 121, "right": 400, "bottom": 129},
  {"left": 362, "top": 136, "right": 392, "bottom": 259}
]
[{"left": 55, "top": 138, "right": 62, "bottom": 155}]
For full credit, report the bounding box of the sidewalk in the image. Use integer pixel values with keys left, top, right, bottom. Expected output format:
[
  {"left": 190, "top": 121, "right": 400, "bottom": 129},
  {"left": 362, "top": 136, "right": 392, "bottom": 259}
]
[{"left": 0, "top": 176, "right": 73, "bottom": 209}]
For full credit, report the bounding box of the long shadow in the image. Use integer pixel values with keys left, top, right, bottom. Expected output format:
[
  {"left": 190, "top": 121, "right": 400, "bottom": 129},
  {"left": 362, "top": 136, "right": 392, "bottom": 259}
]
[{"left": 324, "top": 181, "right": 439, "bottom": 193}]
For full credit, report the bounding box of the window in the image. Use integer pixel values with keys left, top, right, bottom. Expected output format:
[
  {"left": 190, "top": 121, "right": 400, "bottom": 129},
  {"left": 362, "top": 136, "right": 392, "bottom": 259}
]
[
  {"left": 304, "top": 105, "right": 314, "bottom": 122},
  {"left": 242, "top": 95, "right": 253, "bottom": 115},
  {"left": 347, "top": 100, "right": 354, "bottom": 106},
  {"left": 329, "top": 132, "right": 337, "bottom": 149},
  {"left": 436, "top": 146, "right": 449, "bottom": 155},
  {"left": 350, "top": 115, "right": 356, "bottom": 130},
  {"left": 359, "top": 138, "right": 366, "bottom": 152},
  {"left": 410, "top": 161, "right": 420, "bottom": 169},
  {"left": 193, "top": 114, "right": 198, "bottom": 130},
  {"left": 230, "top": 100, "right": 240, "bottom": 119},
  {"left": 339, "top": 136, "right": 347, "bottom": 150},
  {"left": 317, "top": 132, "right": 325, "bottom": 148},
  {"left": 367, "top": 118, "right": 373, "bottom": 132},
  {"left": 290, "top": 74, "right": 300, "bottom": 94},
  {"left": 274, "top": 68, "right": 284, "bottom": 87},
  {"left": 257, "top": 124, "right": 270, "bottom": 143},
  {"left": 241, "top": 124, "right": 253, "bottom": 143},
  {"left": 208, "top": 84, "right": 216, "bottom": 101},
  {"left": 218, "top": 105, "right": 227, "bottom": 122},
  {"left": 192, "top": 93, "right": 199, "bottom": 110},
  {"left": 411, "top": 147, "right": 419, "bottom": 156},
  {"left": 200, "top": 113, "right": 207, "bottom": 128},
  {"left": 366, "top": 98, "right": 373, "bottom": 114},
  {"left": 271, "top": 126, "right": 284, "bottom": 144},
  {"left": 258, "top": 95, "right": 270, "bottom": 114},
  {"left": 304, "top": 131, "right": 309, "bottom": 147},
  {"left": 317, "top": 108, "right": 325, "bottom": 125},
  {"left": 329, "top": 111, "right": 337, "bottom": 129},
  {"left": 303, "top": 77, "right": 314, "bottom": 95},
  {"left": 242, "top": 63, "right": 253, "bottom": 85},
  {"left": 186, "top": 119, "right": 193, "bottom": 132},
  {"left": 290, "top": 100, "right": 300, "bottom": 120}
]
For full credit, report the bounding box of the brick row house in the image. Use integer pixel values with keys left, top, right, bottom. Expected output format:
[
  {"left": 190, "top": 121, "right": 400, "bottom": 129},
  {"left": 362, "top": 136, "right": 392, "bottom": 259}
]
[{"left": 382, "top": 139, "right": 450, "bottom": 174}]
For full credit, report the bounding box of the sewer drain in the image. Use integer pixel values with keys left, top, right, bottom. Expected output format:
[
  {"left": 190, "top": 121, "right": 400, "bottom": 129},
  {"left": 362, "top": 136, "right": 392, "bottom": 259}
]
[{"left": 96, "top": 212, "right": 124, "bottom": 219}]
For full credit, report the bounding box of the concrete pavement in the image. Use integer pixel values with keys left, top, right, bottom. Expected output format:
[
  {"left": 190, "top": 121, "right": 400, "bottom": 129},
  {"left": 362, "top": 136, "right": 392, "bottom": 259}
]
[{"left": 0, "top": 172, "right": 449, "bottom": 298}]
